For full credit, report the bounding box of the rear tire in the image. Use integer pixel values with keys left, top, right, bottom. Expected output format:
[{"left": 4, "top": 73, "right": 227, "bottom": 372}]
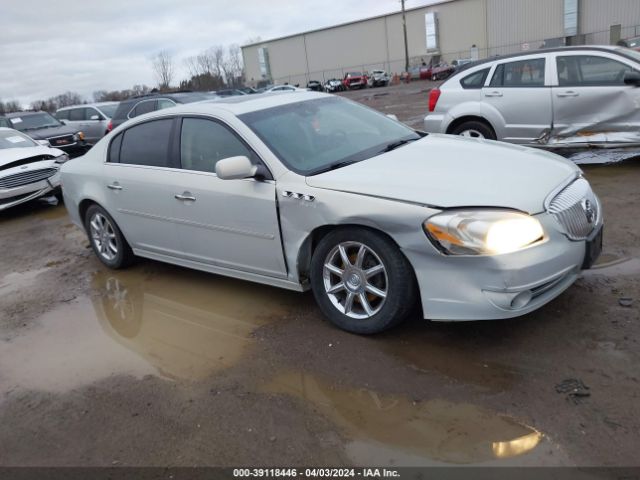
[
  {"left": 450, "top": 120, "right": 496, "bottom": 140},
  {"left": 310, "top": 227, "right": 417, "bottom": 334},
  {"left": 84, "top": 204, "right": 134, "bottom": 269}
]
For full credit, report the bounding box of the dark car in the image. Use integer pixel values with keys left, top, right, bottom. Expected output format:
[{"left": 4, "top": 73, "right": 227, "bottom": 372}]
[
  {"left": 618, "top": 36, "right": 640, "bottom": 51},
  {"left": 0, "top": 117, "right": 10, "bottom": 128},
  {"left": 5, "top": 111, "right": 89, "bottom": 157},
  {"left": 213, "top": 89, "right": 247, "bottom": 97},
  {"left": 110, "top": 92, "right": 210, "bottom": 130},
  {"left": 307, "top": 80, "right": 323, "bottom": 92},
  {"left": 238, "top": 87, "right": 258, "bottom": 94}
]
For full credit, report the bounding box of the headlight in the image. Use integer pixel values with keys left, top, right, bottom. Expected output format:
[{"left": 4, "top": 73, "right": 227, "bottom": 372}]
[
  {"left": 423, "top": 210, "right": 545, "bottom": 255},
  {"left": 73, "top": 132, "right": 85, "bottom": 141},
  {"left": 54, "top": 153, "right": 70, "bottom": 164}
]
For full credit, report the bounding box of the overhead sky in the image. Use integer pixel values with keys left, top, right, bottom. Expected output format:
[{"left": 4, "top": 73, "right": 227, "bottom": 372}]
[{"left": 0, "top": 0, "right": 438, "bottom": 106}]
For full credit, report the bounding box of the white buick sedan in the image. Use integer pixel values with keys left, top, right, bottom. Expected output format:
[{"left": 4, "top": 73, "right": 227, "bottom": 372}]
[{"left": 62, "top": 92, "right": 603, "bottom": 334}]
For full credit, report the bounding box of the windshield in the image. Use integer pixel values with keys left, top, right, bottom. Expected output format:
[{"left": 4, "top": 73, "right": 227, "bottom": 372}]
[
  {"left": 98, "top": 104, "right": 118, "bottom": 118},
  {"left": 9, "top": 112, "right": 61, "bottom": 131},
  {"left": 0, "top": 130, "right": 38, "bottom": 149},
  {"left": 239, "top": 97, "right": 420, "bottom": 175}
]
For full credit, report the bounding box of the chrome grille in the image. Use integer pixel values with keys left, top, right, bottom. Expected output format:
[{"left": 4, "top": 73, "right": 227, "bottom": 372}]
[
  {"left": 548, "top": 178, "right": 599, "bottom": 240},
  {"left": 0, "top": 168, "right": 58, "bottom": 189}
]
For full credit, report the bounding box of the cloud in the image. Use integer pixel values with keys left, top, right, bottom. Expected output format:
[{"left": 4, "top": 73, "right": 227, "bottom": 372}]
[{"left": 0, "top": 0, "right": 434, "bottom": 107}]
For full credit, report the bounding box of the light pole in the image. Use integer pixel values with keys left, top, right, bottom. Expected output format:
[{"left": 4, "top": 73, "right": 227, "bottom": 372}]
[{"left": 401, "top": 0, "right": 410, "bottom": 72}]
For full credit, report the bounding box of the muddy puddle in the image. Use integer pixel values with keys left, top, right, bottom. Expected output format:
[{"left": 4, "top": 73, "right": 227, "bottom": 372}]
[
  {"left": 265, "top": 372, "right": 563, "bottom": 466},
  {"left": 0, "top": 265, "right": 300, "bottom": 395}
]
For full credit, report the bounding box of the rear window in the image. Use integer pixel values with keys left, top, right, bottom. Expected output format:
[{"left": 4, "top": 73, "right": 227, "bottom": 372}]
[
  {"left": 460, "top": 68, "right": 490, "bottom": 89},
  {"left": 130, "top": 100, "right": 156, "bottom": 118},
  {"left": 490, "top": 58, "right": 546, "bottom": 87},
  {"left": 118, "top": 119, "right": 174, "bottom": 167},
  {"left": 99, "top": 104, "right": 118, "bottom": 118}
]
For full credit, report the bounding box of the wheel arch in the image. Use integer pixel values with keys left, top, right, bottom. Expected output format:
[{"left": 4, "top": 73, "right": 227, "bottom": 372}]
[{"left": 446, "top": 115, "right": 497, "bottom": 138}]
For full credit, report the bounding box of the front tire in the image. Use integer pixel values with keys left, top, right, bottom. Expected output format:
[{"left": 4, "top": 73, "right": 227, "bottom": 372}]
[
  {"left": 310, "top": 228, "right": 417, "bottom": 334},
  {"left": 85, "top": 204, "right": 134, "bottom": 269}
]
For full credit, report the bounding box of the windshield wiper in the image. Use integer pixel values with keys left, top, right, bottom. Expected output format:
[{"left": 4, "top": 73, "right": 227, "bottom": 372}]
[
  {"left": 312, "top": 160, "right": 361, "bottom": 175},
  {"left": 381, "top": 137, "right": 418, "bottom": 153}
]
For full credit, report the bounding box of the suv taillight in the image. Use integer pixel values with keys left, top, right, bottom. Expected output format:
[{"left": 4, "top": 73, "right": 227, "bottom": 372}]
[
  {"left": 428, "top": 88, "right": 441, "bottom": 112},
  {"left": 106, "top": 120, "right": 113, "bottom": 133}
]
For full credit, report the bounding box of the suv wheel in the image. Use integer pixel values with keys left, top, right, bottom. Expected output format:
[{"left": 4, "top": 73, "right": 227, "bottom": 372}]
[
  {"left": 310, "top": 228, "right": 417, "bottom": 334},
  {"left": 451, "top": 120, "right": 496, "bottom": 140}
]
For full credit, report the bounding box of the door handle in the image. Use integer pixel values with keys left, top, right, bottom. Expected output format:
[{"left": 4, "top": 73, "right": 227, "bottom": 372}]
[
  {"left": 175, "top": 193, "right": 196, "bottom": 202},
  {"left": 557, "top": 90, "right": 579, "bottom": 97},
  {"left": 107, "top": 183, "right": 122, "bottom": 190},
  {"left": 484, "top": 91, "right": 503, "bottom": 97}
]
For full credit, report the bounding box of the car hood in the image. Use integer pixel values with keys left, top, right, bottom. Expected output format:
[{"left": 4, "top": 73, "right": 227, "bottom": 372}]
[
  {"left": 305, "top": 134, "right": 579, "bottom": 214},
  {"left": 19, "top": 124, "right": 77, "bottom": 140},
  {"left": 0, "top": 145, "right": 63, "bottom": 168}
]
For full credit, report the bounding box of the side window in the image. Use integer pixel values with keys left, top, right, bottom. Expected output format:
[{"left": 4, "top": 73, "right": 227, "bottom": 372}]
[
  {"left": 119, "top": 119, "right": 174, "bottom": 167},
  {"left": 130, "top": 100, "right": 156, "bottom": 118},
  {"left": 157, "top": 99, "right": 176, "bottom": 110},
  {"left": 490, "top": 58, "right": 545, "bottom": 87},
  {"left": 69, "top": 108, "right": 87, "bottom": 121},
  {"left": 56, "top": 110, "right": 70, "bottom": 121},
  {"left": 108, "top": 133, "right": 123, "bottom": 163},
  {"left": 88, "top": 108, "right": 102, "bottom": 120},
  {"left": 180, "top": 118, "right": 253, "bottom": 174},
  {"left": 557, "top": 55, "right": 634, "bottom": 86},
  {"left": 461, "top": 68, "right": 490, "bottom": 89}
]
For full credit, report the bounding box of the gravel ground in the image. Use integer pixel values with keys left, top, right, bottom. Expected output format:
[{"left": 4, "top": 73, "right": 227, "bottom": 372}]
[{"left": 0, "top": 84, "right": 639, "bottom": 467}]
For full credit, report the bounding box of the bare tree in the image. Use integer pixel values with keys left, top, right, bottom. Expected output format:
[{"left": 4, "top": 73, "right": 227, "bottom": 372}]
[
  {"left": 152, "top": 50, "right": 174, "bottom": 91},
  {"left": 225, "top": 44, "right": 244, "bottom": 86}
]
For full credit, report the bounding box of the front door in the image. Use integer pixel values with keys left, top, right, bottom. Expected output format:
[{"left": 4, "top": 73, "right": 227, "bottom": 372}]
[
  {"left": 551, "top": 53, "right": 640, "bottom": 143},
  {"left": 482, "top": 57, "right": 552, "bottom": 144},
  {"left": 171, "top": 116, "right": 287, "bottom": 278}
]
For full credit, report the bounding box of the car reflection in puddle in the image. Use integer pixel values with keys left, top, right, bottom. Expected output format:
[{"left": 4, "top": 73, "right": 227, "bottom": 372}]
[
  {"left": 264, "top": 372, "right": 567, "bottom": 466},
  {"left": 90, "top": 266, "right": 300, "bottom": 381}
]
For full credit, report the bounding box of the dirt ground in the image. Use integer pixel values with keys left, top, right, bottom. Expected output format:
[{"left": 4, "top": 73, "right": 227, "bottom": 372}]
[{"left": 1, "top": 83, "right": 639, "bottom": 467}]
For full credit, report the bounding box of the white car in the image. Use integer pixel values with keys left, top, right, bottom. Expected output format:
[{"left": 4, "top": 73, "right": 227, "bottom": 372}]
[
  {"left": 0, "top": 128, "right": 69, "bottom": 211},
  {"left": 61, "top": 92, "right": 602, "bottom": 334},
  {"left": 264, "top": 85, "right": 307, "bottom": 93}
]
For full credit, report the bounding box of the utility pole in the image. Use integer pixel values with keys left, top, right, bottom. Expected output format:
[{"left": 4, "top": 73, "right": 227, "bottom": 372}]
[{"left": 401, "top": 0, "right": 410, "bottom": 72}]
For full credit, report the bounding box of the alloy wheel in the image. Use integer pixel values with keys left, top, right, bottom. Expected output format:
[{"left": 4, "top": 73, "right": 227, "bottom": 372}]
[
  {"left": 322, "top": 241, "right": 388, "bottom": 319},
  {"left": 459, "top": 129, "right": 486, "bottom": 139},
  {"left": 89, "top": 212, "right": 118, "bottom": 261}
]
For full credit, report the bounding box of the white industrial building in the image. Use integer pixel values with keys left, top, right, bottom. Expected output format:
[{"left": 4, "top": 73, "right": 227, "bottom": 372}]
[{"left": 241, "top": 0, "right": 640, "bottom": 86}]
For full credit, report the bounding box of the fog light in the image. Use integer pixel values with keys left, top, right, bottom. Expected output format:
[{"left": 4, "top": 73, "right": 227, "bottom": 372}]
[{"left": 510, "top": 290, "right": 532, "bottom": 309}]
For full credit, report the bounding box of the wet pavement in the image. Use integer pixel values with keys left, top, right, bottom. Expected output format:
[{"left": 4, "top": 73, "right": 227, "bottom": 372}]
[{"left": 0, "top": 97, "right": 639, "bottom": 467}]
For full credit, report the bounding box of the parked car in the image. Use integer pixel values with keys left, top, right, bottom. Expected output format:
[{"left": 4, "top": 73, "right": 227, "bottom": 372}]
[
  {"left": 307, "top": 80, "right": 323, "bottom": 92},
  {"left": 618, "top": 36, "right": 640, "bottom": 51},
  {"left": 343, "top": 72, "right": 368, "bottom": 89},
  {"left": 55, "top": 102, "right": 119, "bottom": 145},
  {"left": 408, "top": 66, "right": 431, "bottom": 80},
  {"left": 0, "top": 127, "right": 68, "bottom": 210},
  {"left": 324, "top": 79, "right": 345, "bottom": 92},
  {"left": 424, "top": 46, "right": 640, "bottom": 147},
  {"left": 214, "top": 89, "right": 247, "bottom": 97},
  {"left": 5, "top": 111, "right": 89, "bottom": 157},
  {"left": 368, "top": 70, "right": 390, "bottom": 87},
  {"left": 62, "top": 92, "right": 602, "bottom": 334},
  {"left": 263, "top": 85, "right": 307, "bottom": 93},
  {"left": 239, "top": 87, "right": 258, "bottom": 94},
  {"left": 110, "top": 92, "right": 210, "bottom": 131},
  {"left": 430, "top": 62, "right": 456, "bottom": 81},
  {"left": 0, "top": 117, "right": 10, "bottom": 128},
  {"left": 452, "top": 58, "right": 474, "bottom": 70}
]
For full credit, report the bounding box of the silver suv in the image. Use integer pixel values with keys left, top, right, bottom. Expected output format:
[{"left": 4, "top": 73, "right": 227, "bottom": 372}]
[
  {"left": 56, "top": 102, "right": 119, "bottom": 145},
  {"left": 424, "top": 46, "right": 640, "bottom": 148}
]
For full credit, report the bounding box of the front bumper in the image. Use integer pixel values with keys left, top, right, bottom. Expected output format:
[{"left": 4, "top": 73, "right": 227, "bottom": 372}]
[
  {"left": 0, "top": 171, "right": 61, "bottom": 211},
  {"left": 423, "top": 113, "right": 451, "bottom": 134},
  {"left": 403, "top": 212, "right": 597, "bottom": 321}
]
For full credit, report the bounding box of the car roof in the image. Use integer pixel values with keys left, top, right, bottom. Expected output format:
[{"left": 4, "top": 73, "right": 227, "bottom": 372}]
[
  {"left": 454, "top": 45, "right": 631, "bottom": 74},
  {"left": 58, "top": 101, "right": 118, "bottom": 111},
  {"left": 163, "top": 91, "right": 329, "bottom": 116}
]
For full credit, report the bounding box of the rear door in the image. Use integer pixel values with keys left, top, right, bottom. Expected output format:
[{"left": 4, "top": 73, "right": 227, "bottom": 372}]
[
  {"left": 481, "top": 56, "right": 552, "bottom": 144},
  {"left": 83, "top": 107, "right": 107, "bottom": 144},
  {"left": 104, "top": 117, "right": 183, "bottom": 257},
  {"left": 551, "top": 51, "right": 640, "bottom": 143},
  {"left": 170, "top": 116, "right": 287, "bottom": 278}
]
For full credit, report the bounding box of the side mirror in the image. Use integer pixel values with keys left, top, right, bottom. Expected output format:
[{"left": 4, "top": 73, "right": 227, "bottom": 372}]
[
  {"left": 386, "top": 114, "right": 399, "bottom": 121},
  {"left": 216, "top": 156, "right": 260, "bottom": 180},
  {"left": 90, "top": 114, "right": 101, "bottom": 121},
  {"left": 623, "top": 71, "right": 640, "bottom": 86},
  {"left": 36, "top": 140, "right": 51, "bottom": 147}
]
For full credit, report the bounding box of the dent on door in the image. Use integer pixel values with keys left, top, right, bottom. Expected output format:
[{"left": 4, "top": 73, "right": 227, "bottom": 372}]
[{"left": 539, "top": 87, "right": 640, "bottom": 147}]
